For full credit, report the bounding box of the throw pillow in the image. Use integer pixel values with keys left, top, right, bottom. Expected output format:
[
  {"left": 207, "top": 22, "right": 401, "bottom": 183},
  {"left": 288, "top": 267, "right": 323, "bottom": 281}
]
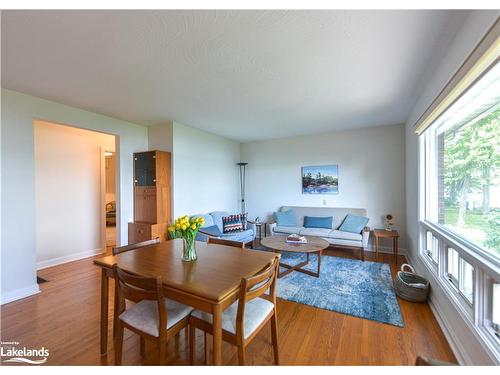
[
  {"left": 274, "top": 210, "right": 297, "bottom": 227},
  {"left": 304, "top": 216, "right": 333, "bottom": 229},
  {"left": 222, "top": 215, "right": 243, "bottom": 233},
  {"left": 201, "top": 225, "right": 222, "bottom": 237},
  {"left": 338, "top": 214, "right": 369, "bottom": 234},
  {"left": 240, "top": 212, "right": 248, "bottom": 230}
]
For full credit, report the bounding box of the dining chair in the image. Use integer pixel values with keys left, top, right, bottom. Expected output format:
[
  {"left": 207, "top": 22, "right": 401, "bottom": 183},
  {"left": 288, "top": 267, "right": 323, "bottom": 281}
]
[
  {"left": 112, "top": 238, "right": 160, "bottom": 255},
  {"left": 207, "top": 237, "right": 246, "bottom": 248},
  {"left": 113, "top": 264, "right": 193, "bottom": 365},
  {"left": 111, "top": 237, "right": 160, "bottom": 340},
  {"left": 189, "top": 257, "right": 280, "bottom": 365}
]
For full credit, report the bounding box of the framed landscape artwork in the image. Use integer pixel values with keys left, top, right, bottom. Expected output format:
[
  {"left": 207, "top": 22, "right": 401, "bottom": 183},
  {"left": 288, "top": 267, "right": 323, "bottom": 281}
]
[{"left": 302, "top": 165, "right": 339, "bottom": 194}]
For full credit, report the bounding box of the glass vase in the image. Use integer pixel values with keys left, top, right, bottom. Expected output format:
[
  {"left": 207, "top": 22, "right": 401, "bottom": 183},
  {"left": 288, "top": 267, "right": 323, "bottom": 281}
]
[{"left": 182, "top": 236, "right": 197, "bottom": 262}]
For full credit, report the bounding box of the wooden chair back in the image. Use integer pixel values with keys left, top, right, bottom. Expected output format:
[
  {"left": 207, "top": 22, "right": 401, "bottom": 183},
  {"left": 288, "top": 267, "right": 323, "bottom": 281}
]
[
  {"left": 242, "top": 257, "right": 279, "bottom": 302},
  {"left": 113, "top": 264, "right": 167, "bottom": 335},
  {"left": 112, "top": 238, "right": 160, "bottom": 255},
  {"left": 207, "top": 237, "right": 245, "bottom": 248},
  {"left": 234, "top": 257, "right": 279, "bottom": 337}
]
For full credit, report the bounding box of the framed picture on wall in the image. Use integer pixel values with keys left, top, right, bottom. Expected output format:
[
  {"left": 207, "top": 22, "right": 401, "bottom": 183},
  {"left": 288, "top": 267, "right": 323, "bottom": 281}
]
[{"left": 302, "top": 165, "right": 339, "bottom": 194}]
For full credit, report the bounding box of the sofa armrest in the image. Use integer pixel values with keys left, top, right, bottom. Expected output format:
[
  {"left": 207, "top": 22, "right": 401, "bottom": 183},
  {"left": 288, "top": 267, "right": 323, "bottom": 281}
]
[
  {"left": 246, "top": 221, "right": 256, "bottom": 234},
  {"left": 197, "top": 228, "right": 219, "bottom": 242},
  {"left": 268, "top": 222, "right": 277, "bottom": 235}
]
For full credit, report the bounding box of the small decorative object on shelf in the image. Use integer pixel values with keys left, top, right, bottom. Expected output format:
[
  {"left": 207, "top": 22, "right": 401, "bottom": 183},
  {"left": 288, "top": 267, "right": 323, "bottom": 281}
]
[
  {"left": 384, "top": 214, "right": 394, "bottom": 231},
  {"left": 167, "top": 215, "right": 205, "bottom": 262},
  {"left": 286, "top": 234, "right": 307, "bottom": 244},
  {"left": 255, "top": 216, "right": 261, "bottom": 223}
]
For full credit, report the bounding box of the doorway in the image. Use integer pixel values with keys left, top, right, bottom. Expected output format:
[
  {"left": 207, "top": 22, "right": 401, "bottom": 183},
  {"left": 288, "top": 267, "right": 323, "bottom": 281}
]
[
  {"left": 105, "top": 151, "right": 117, "bottom": 250},
  {"left": 34, "top": 120, "right": 118, "bottom": 269}
]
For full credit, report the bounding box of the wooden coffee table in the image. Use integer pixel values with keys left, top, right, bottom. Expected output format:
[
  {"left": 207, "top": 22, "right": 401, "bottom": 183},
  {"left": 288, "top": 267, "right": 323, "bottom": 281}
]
[{"left": 261, "top": 236, "right": 329, "bottom": 278}]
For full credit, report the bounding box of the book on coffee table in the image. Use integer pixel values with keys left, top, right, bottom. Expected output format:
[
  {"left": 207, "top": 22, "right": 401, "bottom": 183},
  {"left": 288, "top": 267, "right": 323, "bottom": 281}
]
[{"left": 286, "top": 234, "right": 307, "bottom": 244}]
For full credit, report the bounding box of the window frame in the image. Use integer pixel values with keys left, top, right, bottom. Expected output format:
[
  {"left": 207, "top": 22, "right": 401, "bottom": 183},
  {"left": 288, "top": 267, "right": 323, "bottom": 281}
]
[{"left": 418, "top": 92, "right": 500, "bottom": 359}]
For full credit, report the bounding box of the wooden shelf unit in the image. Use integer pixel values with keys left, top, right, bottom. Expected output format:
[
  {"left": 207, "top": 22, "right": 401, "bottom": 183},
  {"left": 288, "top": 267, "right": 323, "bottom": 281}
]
[{"left": 128, "top": 150, "right": 171, "bottom": 244}]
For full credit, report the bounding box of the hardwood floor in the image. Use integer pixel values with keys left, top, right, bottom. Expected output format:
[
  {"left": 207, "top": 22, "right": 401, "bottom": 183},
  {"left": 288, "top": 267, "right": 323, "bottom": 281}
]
[{"left": 0, "top": 247, "right": 456, "bottom": 365}]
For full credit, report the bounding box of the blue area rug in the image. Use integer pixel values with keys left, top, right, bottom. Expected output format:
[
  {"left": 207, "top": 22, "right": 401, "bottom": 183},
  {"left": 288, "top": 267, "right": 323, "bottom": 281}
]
[{"left": 267, "top": 251, "right": 404, "bottom": 327}]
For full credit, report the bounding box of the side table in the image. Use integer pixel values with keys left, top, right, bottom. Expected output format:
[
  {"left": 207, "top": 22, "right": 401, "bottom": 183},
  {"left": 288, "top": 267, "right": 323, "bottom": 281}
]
[
  {"left": 373, "top": 229, "right": 399, "bottom": 258},
  {"left": 248, "top": 221, "right": 267, "bottom": 244}
]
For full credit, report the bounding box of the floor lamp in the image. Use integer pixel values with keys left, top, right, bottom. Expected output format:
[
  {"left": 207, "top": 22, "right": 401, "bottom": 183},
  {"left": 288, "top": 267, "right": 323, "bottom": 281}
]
[{"left": 237, "top": 162, "right": 248, "bottom": 214}]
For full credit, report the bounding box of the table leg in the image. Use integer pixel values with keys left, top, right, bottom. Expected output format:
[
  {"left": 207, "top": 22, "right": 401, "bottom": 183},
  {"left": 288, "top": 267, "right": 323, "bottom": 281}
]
[
  {"left": 375, "top": 236, "right": 379, "bottom": 258},
  {"left": 395, "top": 237, "right": 399, "bottom": 258},
  {"left": 100, "top": 268, "right": 109, "bottom": 355},
  {"left": 212, "top": 304, "right": 222, "bottom": 366}
]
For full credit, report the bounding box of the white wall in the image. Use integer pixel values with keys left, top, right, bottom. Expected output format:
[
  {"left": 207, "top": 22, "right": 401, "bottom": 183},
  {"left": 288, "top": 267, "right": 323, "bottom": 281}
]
[
  {"left": 241, "top": 124, "right": 406, "bottom": 249},
  {"left": 404, "top": 10, "right": 499, "bottom": 365},
  {"left": 1, "top": 89, "right": 148, "bottom": 304},
  {"left": 172, "top": 121, "right": 240, "bottom": 217},
  {"left": 34, "top": 120, "right": 115, "bottom": 269},
  {"left": 148, "top": 122, "right": 173, "bottom": 152}
]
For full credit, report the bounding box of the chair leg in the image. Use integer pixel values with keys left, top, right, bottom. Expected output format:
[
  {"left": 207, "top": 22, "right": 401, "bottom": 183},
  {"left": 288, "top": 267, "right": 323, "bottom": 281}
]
[
  {"left": 189, "top": 325, "right": 196, "bottom": 365},
  {"left": 204, "top": 332, "right": 209, "bottom": 365},
  {"left": 270, "top": 314, "right": 280, "bottom": 365},
  {"left": 237, "top": 344, "right": 245, "bottom": 366},
  {"left": 158, "top": 340, "right": 166, "bottom": 365},
  {"left": 114, "top": 322, "right": 124, "bottom": 365},
  {"left": 113, "top": 282, "right": 118, "bottom": 338},
  {"left": 140, "top": 336, "right": 145, "bottom": 357}
]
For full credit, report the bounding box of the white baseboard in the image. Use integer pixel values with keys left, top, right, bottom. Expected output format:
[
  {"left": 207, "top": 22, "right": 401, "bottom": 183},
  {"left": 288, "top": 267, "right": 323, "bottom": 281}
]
[
  {"left": 37, "top": 248, "right": 105, "bottom": 270},
  {"left": 427, "top": 296, "right": 469, "bottom": 365},
  {"left": 0, "top": 284, "right": 40, "bottom": 305}
]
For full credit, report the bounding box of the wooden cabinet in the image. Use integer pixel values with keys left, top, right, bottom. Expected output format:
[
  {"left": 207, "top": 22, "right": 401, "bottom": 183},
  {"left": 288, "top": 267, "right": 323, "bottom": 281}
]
[
  {"left": 128, "top": 222, "right": 168, "bottom": 244},
  {"left": 128, "top": 150, "right": 171, "bottom": 244}
]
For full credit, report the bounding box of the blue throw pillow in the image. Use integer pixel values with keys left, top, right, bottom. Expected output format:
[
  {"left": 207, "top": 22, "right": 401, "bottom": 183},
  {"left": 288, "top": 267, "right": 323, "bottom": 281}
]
[
  {"left": 338, "top": 214, "right": 369, "bottom": 234},
  {"left": 304, "top": 216, "right": 333, "bottom": 229},
  {"left": 274, "top": 210, "right": 297, "bottom": 227},
  {"left": 201, "top": 225, "right": 222, "bottom": 237}
]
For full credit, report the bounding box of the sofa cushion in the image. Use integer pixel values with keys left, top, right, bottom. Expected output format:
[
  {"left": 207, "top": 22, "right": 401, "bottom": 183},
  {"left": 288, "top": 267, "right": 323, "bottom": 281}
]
[
  {"left": 280, "top": 206, "right": 367, "bottom": 230},
  {"left": 338, "top": 214, "right": 369, "bottom": 234},
  {"left": 220, "top": 229, "right": 254, "bottom": 243},
  {"left": 303, "top": 216, "right": 333, "bottom": 229},
  {"left": 328, "top": 229, "right": 362, "bottom": 241},
  {"left": 273, "top": 226, "right": 303, "bottom": 235},
  {"left": 209, "top": 211, "right": 229, "bottom": 232},
  {"left": 299, "top": 228, "right": 332, "bottom": 237},
  {"left": 274, "top": 210, "right": 297, "bottom": 227},
  {"left": 201, "top": 224, "right": 222, "bottom": 237}
]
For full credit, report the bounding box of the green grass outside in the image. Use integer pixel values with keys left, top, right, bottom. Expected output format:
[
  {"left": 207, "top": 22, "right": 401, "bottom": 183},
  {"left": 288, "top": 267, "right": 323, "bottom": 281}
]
[{"left": 444, "top": 205, "right": 487, "bottom": 229}]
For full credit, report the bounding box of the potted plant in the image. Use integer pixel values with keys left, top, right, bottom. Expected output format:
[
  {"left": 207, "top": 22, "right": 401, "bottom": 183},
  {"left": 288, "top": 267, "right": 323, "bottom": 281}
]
[{"left": 167, "top": 215, "right": 205, "bottom": 261}]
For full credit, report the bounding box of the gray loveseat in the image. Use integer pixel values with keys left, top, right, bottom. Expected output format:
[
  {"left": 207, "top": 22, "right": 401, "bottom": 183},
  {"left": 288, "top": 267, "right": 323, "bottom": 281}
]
[{"left": 269, "top": 206, "right": 370, "bottom": 259}]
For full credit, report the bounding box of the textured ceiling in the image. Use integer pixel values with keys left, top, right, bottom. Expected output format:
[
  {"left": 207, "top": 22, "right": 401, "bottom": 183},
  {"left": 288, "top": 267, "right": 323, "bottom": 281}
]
[{"left": 1, "top": 10, "right": 469, "bottom": 142}]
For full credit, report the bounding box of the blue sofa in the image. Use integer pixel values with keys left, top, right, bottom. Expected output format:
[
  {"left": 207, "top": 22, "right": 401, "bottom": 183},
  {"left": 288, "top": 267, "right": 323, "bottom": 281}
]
[{"left": 191, "top": 211, "right": 256, "bottom": 246}]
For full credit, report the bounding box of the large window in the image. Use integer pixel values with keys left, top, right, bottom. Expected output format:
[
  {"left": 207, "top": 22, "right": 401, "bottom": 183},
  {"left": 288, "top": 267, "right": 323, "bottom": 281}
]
[
  {"left": 423, "top": 62, "right": 500, "bottom": 259},
  {"left": 420, "top": 60, "right": 500, "bottom": 360}
]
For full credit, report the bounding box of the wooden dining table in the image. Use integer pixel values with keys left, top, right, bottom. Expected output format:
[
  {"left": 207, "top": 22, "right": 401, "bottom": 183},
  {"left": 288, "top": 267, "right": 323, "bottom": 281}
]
[{"left": 93, "top": 238, "right": 279, "bottom": 365}]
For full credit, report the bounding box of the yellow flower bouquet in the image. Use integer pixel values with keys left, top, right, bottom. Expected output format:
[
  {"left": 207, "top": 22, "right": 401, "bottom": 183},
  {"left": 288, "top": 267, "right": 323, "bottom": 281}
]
[{"left": 167, "top": 215, "right": 205, "bottom": 261}]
